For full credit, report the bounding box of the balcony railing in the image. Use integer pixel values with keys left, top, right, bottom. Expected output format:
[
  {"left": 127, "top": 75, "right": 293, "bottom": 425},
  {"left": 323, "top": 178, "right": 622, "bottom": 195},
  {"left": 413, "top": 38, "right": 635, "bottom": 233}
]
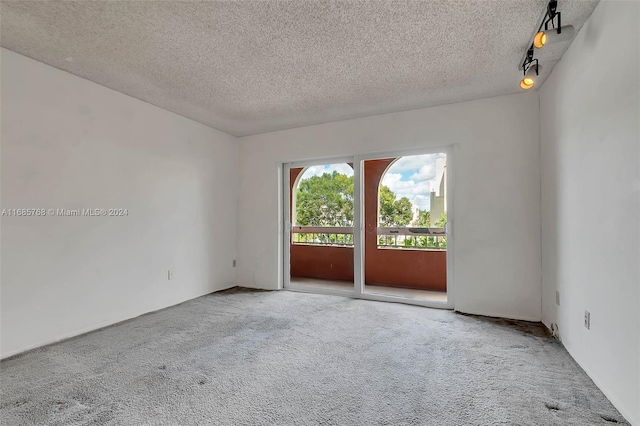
[
  {"left": 291, "top": 226, "right": 354, "bottom": 246},
  {"left": 291, "top": 226, "right": 446, "bottom": 250},
  {"left": 377, "top": 227, "right": 446, "bottom": 250}
]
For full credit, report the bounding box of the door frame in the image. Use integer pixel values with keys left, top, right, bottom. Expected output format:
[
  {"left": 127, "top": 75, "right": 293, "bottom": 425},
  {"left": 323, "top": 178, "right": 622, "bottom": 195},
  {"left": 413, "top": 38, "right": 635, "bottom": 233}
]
[{"left": 281, "top": 145, "right": 455, "bottom": 310}]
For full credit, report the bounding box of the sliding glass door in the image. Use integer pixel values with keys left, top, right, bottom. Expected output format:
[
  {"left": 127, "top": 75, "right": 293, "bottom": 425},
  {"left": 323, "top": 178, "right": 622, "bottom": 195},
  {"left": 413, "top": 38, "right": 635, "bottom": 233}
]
[{"left": 283, "top": 147, "right": 453, "bottom": 309}]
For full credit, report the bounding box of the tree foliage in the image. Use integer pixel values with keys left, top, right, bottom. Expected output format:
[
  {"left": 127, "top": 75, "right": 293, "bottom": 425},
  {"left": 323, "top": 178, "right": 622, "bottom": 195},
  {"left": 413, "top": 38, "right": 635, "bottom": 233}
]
[
  {"left": 294, "top": 169, "right": 448, "bottom": 249},
  {"left": 294, "top": 170, "right": 434, "bottom": 230},
  {"left": 414, "top": 210, "right": 431, "bottom": 227},
  {"left": 379, "top": 185, "right": 413, "bottom": 226},
  {"left": 295, "top": 171, "right": 354, "bottom": 226}
]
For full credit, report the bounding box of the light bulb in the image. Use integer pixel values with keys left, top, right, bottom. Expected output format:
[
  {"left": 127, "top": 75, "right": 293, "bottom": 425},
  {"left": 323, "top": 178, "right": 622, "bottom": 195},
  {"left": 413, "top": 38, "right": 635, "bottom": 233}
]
[
  {"left": 534, "top": 25, "right": 575, "bottom": 49},
  {"left": 534, "top": 31, "right": 547, "bottom": 48},
  {"left": 519, "top": 64, "right": 542, "bottom": 90}
]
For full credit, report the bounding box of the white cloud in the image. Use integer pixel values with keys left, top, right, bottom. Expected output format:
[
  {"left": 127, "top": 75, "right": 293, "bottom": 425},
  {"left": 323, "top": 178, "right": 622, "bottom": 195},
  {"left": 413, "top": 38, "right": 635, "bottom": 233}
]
[
  {"left": 388, "top": 154, "right": 441, "bottom": 172},
  {"left": 382, "top": 173, "right": 413, "bottom": 191},
  {"left": 409, "top": 164, "right": 435, "bottom": 182},
  {"left": 410, "top": 194, "right": 431, "bottom": 210},
  {"left": 381, "top": 174, "right": 432, "bottom": 210},
  {"left": 299, "top": 163, "right": 354, "bottom": 180},
  {"left": 328, "top": 163, "right": 354, "bottom": 177}
]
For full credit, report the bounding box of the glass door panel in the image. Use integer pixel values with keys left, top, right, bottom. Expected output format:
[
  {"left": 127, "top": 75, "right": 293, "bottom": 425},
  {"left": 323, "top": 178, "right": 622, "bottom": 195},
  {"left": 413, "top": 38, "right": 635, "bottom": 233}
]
[
  {"left": 362, "top": 153, "right": 448, "bottom": 304},
  {"left": 285, "top": 161, "right": 355, "bottom": 294}
]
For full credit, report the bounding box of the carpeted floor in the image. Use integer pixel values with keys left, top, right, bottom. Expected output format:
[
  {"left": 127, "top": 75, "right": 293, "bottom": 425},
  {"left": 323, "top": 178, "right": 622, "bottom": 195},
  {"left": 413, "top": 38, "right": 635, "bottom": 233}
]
[{"left": 0, "top": 288, "right": 628, "bottom": 425}]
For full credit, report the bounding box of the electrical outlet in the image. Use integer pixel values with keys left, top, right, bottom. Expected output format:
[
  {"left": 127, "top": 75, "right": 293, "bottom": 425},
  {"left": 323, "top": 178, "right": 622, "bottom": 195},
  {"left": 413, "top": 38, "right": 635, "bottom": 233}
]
[
  {"left": 168, "top": 270, "right": 174, "bottom": 280},
  {"left": 233, "top": 260, "right": 236, "bottom": 267},
  {"left": 556, "top": 290, "right": 560, "bottom": 306},
  {"left": 584, "top": 310, "right": 590, "bottom": 330}
]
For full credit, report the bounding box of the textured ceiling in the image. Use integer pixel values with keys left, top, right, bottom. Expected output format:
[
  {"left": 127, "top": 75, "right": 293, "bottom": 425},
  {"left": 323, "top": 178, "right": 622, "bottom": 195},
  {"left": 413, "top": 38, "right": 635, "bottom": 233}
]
[{"left": 1, "top": 0, "right": 599, "bottom": 136}]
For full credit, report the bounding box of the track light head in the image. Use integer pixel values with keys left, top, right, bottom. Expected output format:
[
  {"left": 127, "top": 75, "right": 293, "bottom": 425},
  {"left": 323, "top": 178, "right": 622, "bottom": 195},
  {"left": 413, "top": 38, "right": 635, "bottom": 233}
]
[
  {"left": 520, "top": 63, "right": 542, "bottom": 90},
  {"left": 534, "top": 25, "right": 575, "bottom": 48},
  {"left": 533, "top": 31, "right": 547, "bottom": 49}
]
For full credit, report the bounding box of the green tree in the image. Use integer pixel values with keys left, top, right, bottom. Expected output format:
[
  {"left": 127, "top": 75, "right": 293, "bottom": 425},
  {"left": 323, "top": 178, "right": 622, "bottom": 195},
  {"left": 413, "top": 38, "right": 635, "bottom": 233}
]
[
  {"left": 434, "top": 212, "right": 447, "bottom": 228},
  {"left": 295, "top": 173, "right": 415, "bottom": 228},
  {"left": 296, "top": 171, "right": 354, "bottom": 226},
  {"left": 379, "top": 185, "right": 413, "bottom": 226},
  {"left": 425, "top": 212, "right": 447, "bottom": 248},
  {"left": 414, "top": 210, "right": 431, "bottom": 227}
]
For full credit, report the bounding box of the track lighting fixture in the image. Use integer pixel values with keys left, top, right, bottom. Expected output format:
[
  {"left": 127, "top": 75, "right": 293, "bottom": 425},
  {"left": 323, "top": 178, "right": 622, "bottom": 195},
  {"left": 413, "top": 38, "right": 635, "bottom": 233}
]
[{"left": 519, "top": 0, "right": 574, "bottom": 90}]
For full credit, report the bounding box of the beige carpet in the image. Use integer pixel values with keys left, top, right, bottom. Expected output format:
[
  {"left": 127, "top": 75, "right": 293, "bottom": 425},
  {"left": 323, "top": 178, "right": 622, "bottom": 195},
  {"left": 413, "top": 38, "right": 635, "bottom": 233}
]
[{"left": 0, "top": 288, "right": 628, "bottom": 425}]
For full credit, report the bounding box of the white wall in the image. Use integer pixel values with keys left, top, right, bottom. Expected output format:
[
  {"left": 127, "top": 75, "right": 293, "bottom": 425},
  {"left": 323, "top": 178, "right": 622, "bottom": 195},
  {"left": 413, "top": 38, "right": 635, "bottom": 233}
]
[
  {"left": 540, "top": 1, "right": 640, "bottom": 424},
  {"left": 237, "top": 92, "right": 542, "bottom": 321},
  {"left": 0, "top": 49, "right": 239, "bottom": 358}
]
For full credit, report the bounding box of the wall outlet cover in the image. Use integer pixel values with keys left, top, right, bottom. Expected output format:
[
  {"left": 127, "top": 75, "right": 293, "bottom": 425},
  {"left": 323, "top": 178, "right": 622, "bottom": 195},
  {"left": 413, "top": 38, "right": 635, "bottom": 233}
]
[{"left": 584, "top": 310, "right": 590, "bottom": 330}]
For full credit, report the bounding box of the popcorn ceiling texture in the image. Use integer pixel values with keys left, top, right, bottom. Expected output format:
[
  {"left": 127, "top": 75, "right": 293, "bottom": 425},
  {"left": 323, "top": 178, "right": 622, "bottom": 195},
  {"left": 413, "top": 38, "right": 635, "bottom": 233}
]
[
  {"left": 1, "top": 1, "right": 598, "bottom": 136},
  {"left": 0, "top": 289, "right": 628, "bottom": 425}
]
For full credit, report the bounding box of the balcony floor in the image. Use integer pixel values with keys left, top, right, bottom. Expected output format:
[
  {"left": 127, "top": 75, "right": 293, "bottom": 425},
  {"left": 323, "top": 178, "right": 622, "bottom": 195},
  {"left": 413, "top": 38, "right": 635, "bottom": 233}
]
[{"left": 289, "top": 277, "right": 447, "bottom": 303}]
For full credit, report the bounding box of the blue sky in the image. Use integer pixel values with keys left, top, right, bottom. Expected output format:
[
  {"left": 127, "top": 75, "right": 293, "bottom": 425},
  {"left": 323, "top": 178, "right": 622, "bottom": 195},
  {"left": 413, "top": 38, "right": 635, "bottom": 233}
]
[{"left": 298, "top": 153, "right": 445, "bottom": 211}]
